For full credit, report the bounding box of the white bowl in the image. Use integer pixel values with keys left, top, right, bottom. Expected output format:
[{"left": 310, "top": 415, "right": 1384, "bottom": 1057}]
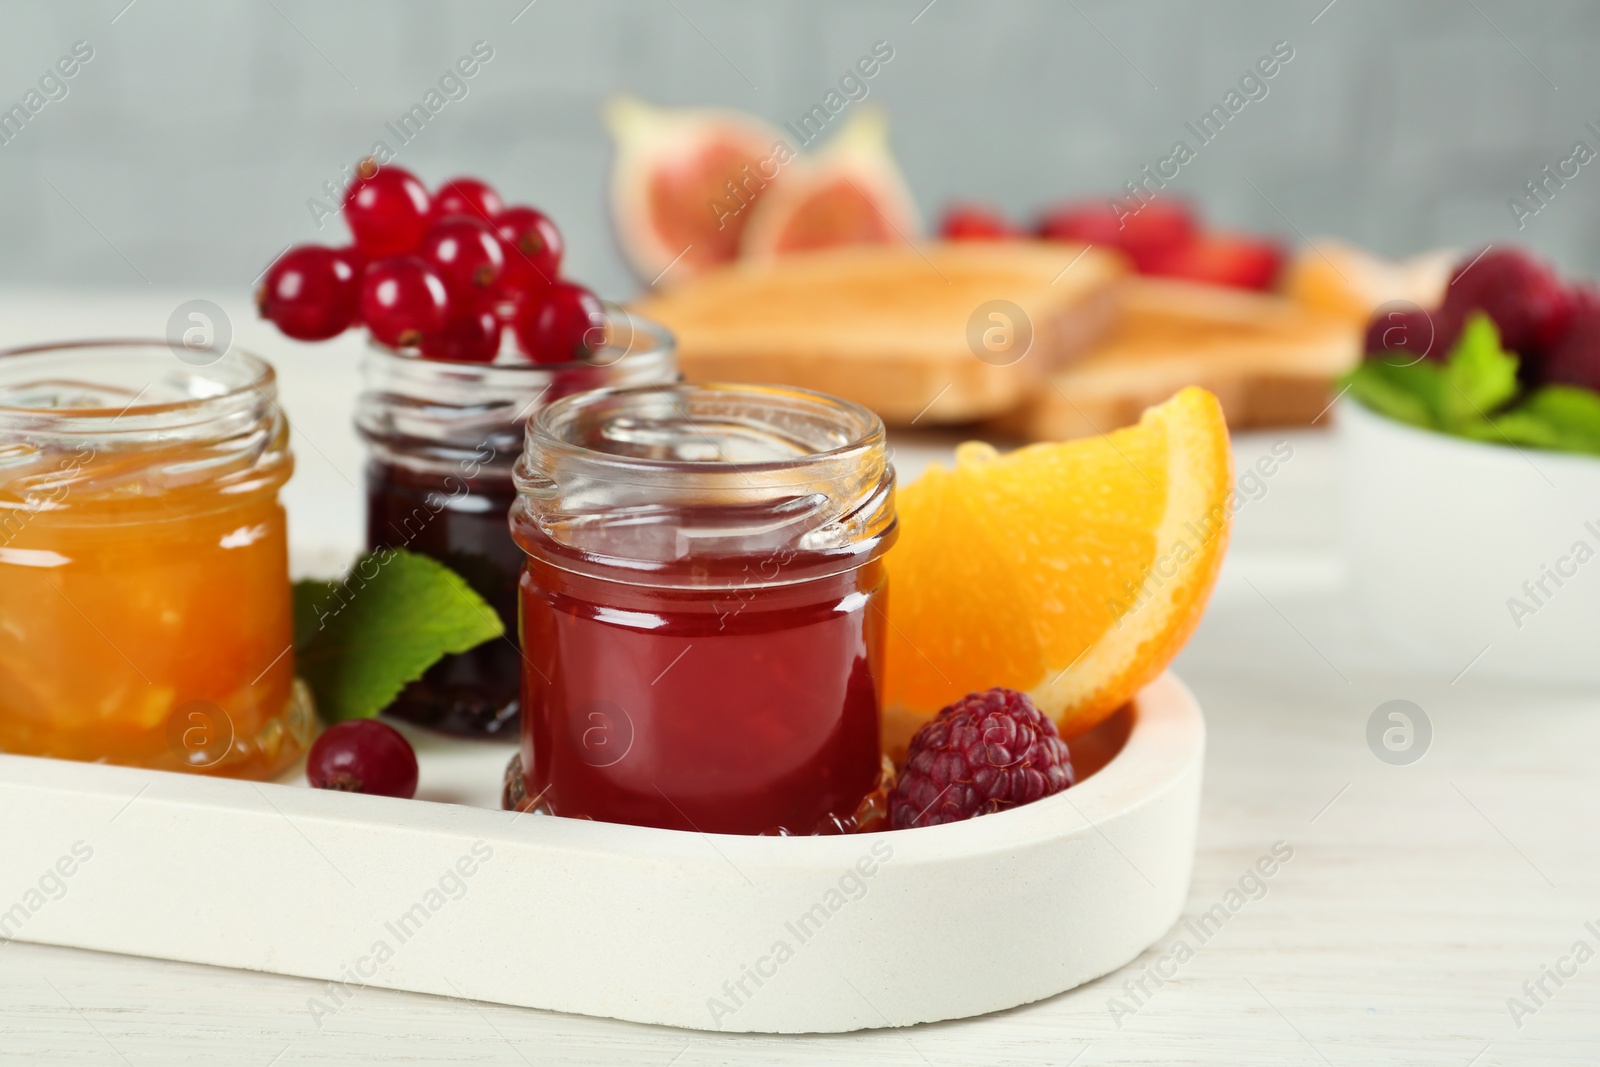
[
  {"left": 1340, "top": 398, "right": 1600, "bottom": 682},
  {"left": 0, "top": 674, "right": 1203, "bottom": 1033}
]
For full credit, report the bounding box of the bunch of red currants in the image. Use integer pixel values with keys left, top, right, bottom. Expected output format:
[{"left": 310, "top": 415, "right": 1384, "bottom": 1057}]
[{"left": 257, "top": 161, "right": 605, "bottom": 364}]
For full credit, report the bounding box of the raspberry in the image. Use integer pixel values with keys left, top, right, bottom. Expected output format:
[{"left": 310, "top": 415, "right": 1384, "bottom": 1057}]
[
  {"left": 1035, "top": 198, "right": 1198, "bottom": 271},
  {"left": 1363, "top": 306, "right": 1440, "bottom": 362},
  {"left": 889, "top": 688, "right": 1075, "bottom": 830},
  {"left": 939, "top": 203, "right": 1017, "bottom": 241},
  {"left": 1439, "top": 247, "right": 1572, "bottom": 364},
  {"left": 1541, "top": 284, "right": 1600, "bottom": 392},
  {"left": 1139, "top": 232, "right": 1285, "bottom": 291}
]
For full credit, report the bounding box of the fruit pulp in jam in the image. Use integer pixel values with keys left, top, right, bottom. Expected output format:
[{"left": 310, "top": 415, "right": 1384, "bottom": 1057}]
[
  {"left": 0, "top": 444, "right": 302, "bottom": 777},
  {"left": 365, "top": 460, "right": 522, "bottom": 735},
  {"left": 518, "top": 550, "right": 887, "bottom": 836}
]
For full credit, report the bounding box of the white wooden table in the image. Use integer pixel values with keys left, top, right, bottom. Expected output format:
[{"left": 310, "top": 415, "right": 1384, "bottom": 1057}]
[{"left": 2, "top": 291, "right": 1595, "bottom": 1064}]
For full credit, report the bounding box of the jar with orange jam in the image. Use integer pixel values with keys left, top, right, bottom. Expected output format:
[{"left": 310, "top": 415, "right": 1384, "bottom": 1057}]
[{"left": 0, "top": 341, "right": 310, "bottom": 777}]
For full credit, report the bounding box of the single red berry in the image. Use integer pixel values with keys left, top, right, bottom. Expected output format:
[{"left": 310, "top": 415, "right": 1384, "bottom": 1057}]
[
  {"left": 939, "top": 203, "right": 1018, "bottom": 241},
  {"left": 889, "top": 688, "right": 1075, "bottom": 830},
  {"left": 513, "top": 281, "right": 606, "bottom": 364},
  {"left": 431, "top": 177, "right": 504, "bottom": 223},
  {"left": 1439, "top": 247, "right": 1572, "bottom": 363},
  {"left": 256, "top": 245, "right": 360, "bottom": 341},
  {"left": 307, "top": 720, "right": 418, "bottom": 798},
  {"left": 1540, "top": 285, "right": 1600, "bottom": 392},
  {"left": 359, "top": 256, "right": 450, "bottom": 348},
  {"left": 420, "top": 216, "right": 506, "bottom": 300},
  {"left": 495, "top": 206, "right": 564, "bottom": 295},
  {"left": 343, "top": 161, "right": 432, "bottom": 257},
  {"left": 421, "top": 303, "right": 504, "bottom": 363},
  {"left": 1036, "top": 198, "right": 1198, "bottom": 271}
]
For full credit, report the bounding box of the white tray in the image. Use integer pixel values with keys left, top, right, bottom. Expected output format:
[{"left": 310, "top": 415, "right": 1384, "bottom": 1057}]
[{"left": 0, "top": 672, "right": 1203, "bottom": 1034}]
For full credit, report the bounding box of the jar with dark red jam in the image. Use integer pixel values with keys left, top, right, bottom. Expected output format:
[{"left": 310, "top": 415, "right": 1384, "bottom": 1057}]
[
  {"left": 355, "top": 313, "right": 675, "bottom": 736},
  {"left": 511, "top": 383, "right": 897, "bottom": 835}
]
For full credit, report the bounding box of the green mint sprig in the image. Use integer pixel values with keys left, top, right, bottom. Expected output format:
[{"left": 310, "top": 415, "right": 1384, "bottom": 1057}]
[
  {"left": 1343, "top": 311, "right": 1600, "bottom": 455},
  {"left": 292, "top": 548, "right": 505, "bottom": 722}
]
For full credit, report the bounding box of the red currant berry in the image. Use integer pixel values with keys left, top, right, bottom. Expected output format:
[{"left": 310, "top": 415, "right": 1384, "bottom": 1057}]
[
  {"left": 513, "top": 281, "right": 606, "bottom": 364},
  {"left": 421, "top": 303, "right": 503, "bottom": 363},
  {"left": 431, "top": 177, "right": 503, "bottom": 223},
  {"left": 359, "top": 256, "right": 450, "bottom": 349},
  {"left": 337, "top": 244, "right": 368, "bottom": 277},
  {"left": 307, "top": 720, "right": 418, "bottom": 799},
  {"left": 495, "top": 206, "right": 564, "bottom": 295},
  {"left": 343, "top": 161, "right": 431, "bottom": 257},
  {"left": 420, "top": 217, "right": 505, "bottom": 300},
  {"left": 256, "top": 245, "right": 360, "bottom": 341}
]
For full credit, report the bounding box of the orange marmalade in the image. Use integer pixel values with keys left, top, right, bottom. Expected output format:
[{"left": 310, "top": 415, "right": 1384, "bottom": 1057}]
[{"left": 0, "top": 341, "right": 310, "bottom": 777}]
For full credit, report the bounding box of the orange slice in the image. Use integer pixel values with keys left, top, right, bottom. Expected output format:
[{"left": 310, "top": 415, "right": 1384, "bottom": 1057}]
[{"left": 882, "top": 386, "right": 1233, "bottom": 758}]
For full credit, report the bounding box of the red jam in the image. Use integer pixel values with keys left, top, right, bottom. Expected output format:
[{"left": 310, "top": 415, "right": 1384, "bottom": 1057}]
[
  {"left": 354, "top": 316, "right": 676, "bottom": 736},
  {"left": 511, "top": 384, "right": 897, "bottom": 835},
  {"left": 519, "top": 545, "right": 887, "bottom": 835}
]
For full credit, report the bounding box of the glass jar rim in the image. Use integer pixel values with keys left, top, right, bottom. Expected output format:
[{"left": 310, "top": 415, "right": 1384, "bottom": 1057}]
[
  {"left": 357, "top": 310, "right": 677, "bottom": 474},
  {"left": 513, "top": 381, "right": 895, "bottom": 587},
  {"left": 0, "top": 339, "right": 290, "bottom": 512},
  {"left": 524, "top": 381, "right": 887, "bottom": 486},
  {"left": 0, "top": 338, "right": 275, "bottom": 438},
  {"left": 360, "top": 308, "right": 674, "bottom": 395}
]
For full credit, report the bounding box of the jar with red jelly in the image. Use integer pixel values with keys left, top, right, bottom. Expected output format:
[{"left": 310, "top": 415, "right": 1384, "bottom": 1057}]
[
  {"left": 510, "top": 383, "right": 897, "bottom": 835},
  {"left": 355, "top": 312, "right": 675, "bottom": 736}
]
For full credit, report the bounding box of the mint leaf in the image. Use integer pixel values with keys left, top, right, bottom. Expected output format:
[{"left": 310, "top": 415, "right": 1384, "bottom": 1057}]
[
  {"left": 1487, "top": 409, "right": 1570, "bottom": 450},
  {"left": 1349, "top": 308, "right": 1600, "bottom": 456},
  {"left": 1342, "top": 358, "right": 1445, "bottom": 429},
  {"left": 292, "top": 549, "right": 506, "bottom": 722},
  {"left": 292, "top": 578, "right": 335, "bottom": 651},
  {"left": 1439, "top": 312, "right": 1520, "bottom": 429},
  {"left": 1493, "top": 385, "right": 1600, "bottom": 455}
]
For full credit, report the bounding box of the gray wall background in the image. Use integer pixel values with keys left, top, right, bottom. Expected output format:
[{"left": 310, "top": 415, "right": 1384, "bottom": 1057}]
[{"left": 0, "top": 0, "right": 1595, "bottom": 300}]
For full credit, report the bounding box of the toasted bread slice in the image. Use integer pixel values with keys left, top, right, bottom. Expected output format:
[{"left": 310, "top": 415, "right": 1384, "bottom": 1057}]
[
  {"left": 1002, "top": 277, "right": 1362, "bottom": 440},
  {"left": 631, "top": 241, "right": 1123, "bottom": 425}
]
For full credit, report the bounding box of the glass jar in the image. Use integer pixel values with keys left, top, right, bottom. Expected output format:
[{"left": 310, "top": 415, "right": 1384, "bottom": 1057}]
[
  {"left": 511, "top": 382, "right": 897, "bottom": 835},
  {"left": 356, "top": 312, "right": 676, "bottom": 737},
  {"left": 0, "top": 340, "right": 311, "bottom": 777}
]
